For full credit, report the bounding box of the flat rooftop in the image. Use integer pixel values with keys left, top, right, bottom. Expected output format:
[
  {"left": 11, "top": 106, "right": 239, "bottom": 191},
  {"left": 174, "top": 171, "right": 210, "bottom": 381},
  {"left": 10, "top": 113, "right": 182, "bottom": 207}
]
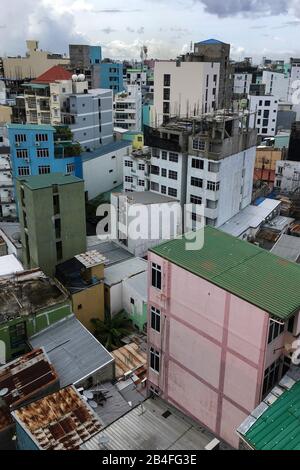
[
  {"left": 219, "top": 199, "right": 281, "bottom": 238},
  {"left": 0, "top": 270, "right": 68, "bottom": 325},
  {"left": 30, "top": 315, "right": 114, "bottom": 387},
  {"left": 150, "top": 226, "right": 300, "bottom": 321},
  {"left": 81, "top": 397, "right": 222, "bottom": 450},
  {"left": 13, "top": 386, "right": 102, "bottom": 450},
  {"left": 0, "top": 222, "right": 21, "bottom": 248},
  {"left": 104, "top": 257, "right": 147, "bottom": 287},
  {"left": 81, "top": 141, "right": 131, "bottom": 162},
  {"left": 0, "top": 254, "right": 23, "bottom": 277},
  {"left": 271, "top": 234, "right": 300, "bottom": 262},
  {"left": 118, "top": 191, "right": 179, "bottom": 205},
  {"left": 86, "top": 238, "right": 133, "bottom": 266},
  {"left": 17, "top": 173, "right": 83, "bottom": 190},
  {"left": 6, "top": 123, "right": 54, "bottom": 132}
]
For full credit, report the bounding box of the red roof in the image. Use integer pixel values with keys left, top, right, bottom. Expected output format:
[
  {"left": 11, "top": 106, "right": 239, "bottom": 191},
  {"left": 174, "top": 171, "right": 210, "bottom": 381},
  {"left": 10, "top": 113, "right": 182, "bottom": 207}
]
[{"left": 32, "top": 65, "right": 72, "bottom": 84}]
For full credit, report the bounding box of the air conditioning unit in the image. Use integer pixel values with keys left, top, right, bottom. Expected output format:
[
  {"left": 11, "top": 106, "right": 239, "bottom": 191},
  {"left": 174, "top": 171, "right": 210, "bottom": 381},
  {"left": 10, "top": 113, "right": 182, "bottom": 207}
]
[
  {"left": 35, "top": 142, "right": 40, "bottom": 147},
  {"left": 15, "top": 143, "right": 20, "bottom": 147}
]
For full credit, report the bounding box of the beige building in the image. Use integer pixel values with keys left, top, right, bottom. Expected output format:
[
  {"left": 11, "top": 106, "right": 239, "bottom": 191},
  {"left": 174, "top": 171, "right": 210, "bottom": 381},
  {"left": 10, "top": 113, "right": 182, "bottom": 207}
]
[
  {"left": 0, "top": 105, "right": 12, "bottom": 124},
  {"left": 153, "top": 60, "right": 220, "bottom": 125},
  {"left": 2, "top": 40, "right": 70, "bottom": 80}
]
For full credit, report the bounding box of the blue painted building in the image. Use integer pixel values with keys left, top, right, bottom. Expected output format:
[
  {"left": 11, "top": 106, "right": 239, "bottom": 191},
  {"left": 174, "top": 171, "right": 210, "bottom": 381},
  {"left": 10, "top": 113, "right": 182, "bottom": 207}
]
[
  {"left": 99, "top": 62, "right": 124, "bottom": 93},
  {"left": 7, "top": 124, "right": 83, "bottom": 185},
  {"left": 89, "top": 46, "right": 102, "bottom": 65}
]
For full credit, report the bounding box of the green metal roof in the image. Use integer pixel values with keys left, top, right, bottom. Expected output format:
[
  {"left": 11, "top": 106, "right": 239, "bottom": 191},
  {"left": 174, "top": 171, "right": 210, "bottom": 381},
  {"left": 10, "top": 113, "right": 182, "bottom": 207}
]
[
  {"left": 17, "top": 173, "right": 83, "bottom": 190},
  {"left": 244, "top": 380, "right": 300, "bottom": 450},
  {"left": 150, "top": 227, "right": 300, "bottom": 321}
]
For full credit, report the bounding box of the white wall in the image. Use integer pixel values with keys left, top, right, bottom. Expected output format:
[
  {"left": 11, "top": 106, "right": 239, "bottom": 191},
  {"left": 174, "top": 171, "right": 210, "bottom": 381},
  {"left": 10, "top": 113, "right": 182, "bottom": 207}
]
[
  {"left": 262, "top": 71, "right": 289, "bottom": 102},
  {"left": 233, "top": 73, "right": 252, "bottom": 95},
  {"left": 109, "top": 283, "right": 123, "bottom": 316},
  {"left": 154, "top": 61, "right": 220, "bottom": 125},
  {"left": 249, "top": 95, "right": 278, "bottom": 137},
  {"left": 83, "top": 145, "right": 131, "bottom": 200},
  {"left": 275, "top": 160, "right": 300, "bottom": 192}
]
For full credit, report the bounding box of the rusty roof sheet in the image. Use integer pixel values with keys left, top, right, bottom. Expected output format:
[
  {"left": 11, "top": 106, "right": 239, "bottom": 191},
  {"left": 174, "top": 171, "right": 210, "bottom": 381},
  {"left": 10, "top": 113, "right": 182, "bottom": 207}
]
[
  {"left": 0, "top": 348, "right": 58, "bottom": 432},
  {"left": 112, "top": 343, "right": 147, "bottom": 379},
  {"left": 13, "top": 386, "right": 102, "bottom": 450}
]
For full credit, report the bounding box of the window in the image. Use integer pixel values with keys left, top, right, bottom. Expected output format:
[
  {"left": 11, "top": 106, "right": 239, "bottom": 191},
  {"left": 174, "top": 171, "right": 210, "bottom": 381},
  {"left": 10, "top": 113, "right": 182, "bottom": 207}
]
[
  {"left": 191, "top": 158, "right": 204, "bottom": 169},
  {"left": 259, "top": 100, "right": 263, "bottom": 106},
  {"left": 207, "top": 181, "right": 220, "bottom": 191},
  {"left": 151, "top": 263, "right": 162, "bottom": 289},
  {"left": 130, "top": 297, "right": 135, "bottom": 305},
  {"left": 190, "top": 195, "right": 202, "bottom": 205},
  {"left": 168, "top": 170, "right": 177, "bottom": 180},
  {"left": 191, "top": 177, "right": 203, "bottom": 188},
  {"left": 163, "top": 88, "right": 170, "bottom": 100},
  {"left": 56, "top": 241, "right": 63, "bottom": 261},
  {"left": 263, "top": 110, "right": 270, "bottom": 118},
  {"left": 138, "top": 164, "right": 145, "bottom": 171},
  {"left": 169, "top": 152, "right": 178, "bottom": 163},
  {"left": 206, "top": 75, "right": 209, "bottom": 87},
  {"left": 268, "top": 319, "right": 285, "bottom": 344},
  {"left": 151, "top": 165, "right": 160, "bottom": 175},
  {"left": 151, "top": 306, "right": 161, "bottom": 332},
  {"left": 276, "top": 179, "right": 282, "bottom": 188},
  {"left": 164, "top": 74, "right": 171, "bottom": 87},
  {"left": 66, "top": 163, "right": 75, "bottom": 174},
  {"left": 38, "top": 165, "right": 50, "bottom": 175},
  {"left": 213, "top": 74, "right": 217, "bottom": 83},
  {"left": 16, "top": 149, "right": 28, "bottom": 159},
  {"left": 36, "top": 133, "right": 48, "bottom": 142},
  {"left": 163, "top": 102, "right": 170, "bottom": 114},
  {"left": 161, "top": 151, "right": 167, "bottom": 160},
  {"left": 208, "top": 162, "right": 219, "bottom": 173},
  {"left": 262, "top": 357, "right": 282, "bottom": 397},
  {"left": 151, "top": 182, "right": 159, "bottom": 191},
  {"left": 15, "top": 134, "right": 26, "bottom": 143},
  {"left": 9, "top": 322, "right": 27, "bottom": 349},
  {"left": 257, "top": 119, "right": 261, "bottom": 125},
  {"left": 206, "top": 217, "right": 217, "bottom": 226},
  {"left": 37, "top": 148, "right": 49, "bottom": 158},
  {"left": 264, "top": 100, "right": 271, "bottom": 106},
  {"left": 206, "top": 199, "right": 218, "bottom": 209},
  {"left": 138, "top": 179, "right": 145, "bottom": 186},
  {"left": 168, "top": 187, "right": 177, "bottom": 198},
  {"left": 161, "top": 185, "right": 166, "bottom": 194},
  {"left": 193, "top": 139, "right": 205, "bottom": 151},
  {"left": 150, "top": 347, "right": 160, "bottom": 372},
  {"left": 288, "top": 316, "right": 295, "bottom": 334},
  {"left": 161, "top": 168, "right": 167, "bottom": 177},
  {"left": 263, "top": 119, "right": 269, "bottom": 127},
  {"left": 262, "top": 128, "right": 268, "bottom": 134},
  {"left": 125, "top": 176, "right": 133, "bottom": 183},
  {"left": 18, "top": 166, "right": 30, "bottom": 176},
  {"left": 125, "top": 160, "right": 133, "bottom": 167}
]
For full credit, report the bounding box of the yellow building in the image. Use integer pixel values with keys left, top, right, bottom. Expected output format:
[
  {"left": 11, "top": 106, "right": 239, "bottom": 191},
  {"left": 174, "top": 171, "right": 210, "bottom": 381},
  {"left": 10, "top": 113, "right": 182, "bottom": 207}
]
[
  {"left": 3, "top": 40, "right": 70, "bottom": 80},
  {"left": 0, "top": 105, "right": 12, "bottom": 124},
  {"left": 55, "top": 251, "right": 105, "bottom": 332}
]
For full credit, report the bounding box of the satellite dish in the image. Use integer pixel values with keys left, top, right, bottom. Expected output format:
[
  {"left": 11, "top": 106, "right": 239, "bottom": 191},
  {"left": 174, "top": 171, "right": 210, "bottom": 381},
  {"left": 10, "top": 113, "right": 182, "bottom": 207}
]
[
  {"left": 83, "top": 391, "right": 93, "bottom": 400},
  {"left": 0, "top": 388, "right": 8, "bottom": 397},
  {"left": 72, "top": 74, "right": 79, "bottom": 82},
  {"left": 78, "top": 74, "right": 86, "bottom": 82},
  {"left": 88, "top": 400, "right": 98, "bottom": 409}
]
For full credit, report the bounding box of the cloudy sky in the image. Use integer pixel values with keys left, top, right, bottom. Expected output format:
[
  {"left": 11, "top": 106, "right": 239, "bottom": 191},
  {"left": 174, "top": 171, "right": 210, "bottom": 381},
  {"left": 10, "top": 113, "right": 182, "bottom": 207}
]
[{"left": 1, "top": 0, "right": 300, "bottom": 63}]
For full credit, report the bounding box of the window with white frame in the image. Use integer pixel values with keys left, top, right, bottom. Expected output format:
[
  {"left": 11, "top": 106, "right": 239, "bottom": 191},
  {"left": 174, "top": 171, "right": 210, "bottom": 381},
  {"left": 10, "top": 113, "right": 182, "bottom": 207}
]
[
  {"left": 150, "top": 347, "right": 160, "bottom": 372},
  {"left": 15, "top": 134, "right": 26, "bottom": 143},
  {"left": 36, "top": 133, "right": 48, "bottom": 142},
  {"left": 138, "top": 163, "right": 145, "bottom": 171},
  {"left": 169, "top": 152, "right": 178, "bottom": 163},
  {"left": 168, "top": 187, "right": 177, "bottom": 198},
  {"left": 138, "top": 179, "right": 145, "bottom": 186},
  {"left": 151, "top": 263, "right": 162, "bottom": 289},
  {"left": 37, "top": 148, "right": 49, "bottom": 158},
  {"left": 190, "top": 195, "right": 202, "bottom": 205},
  {"left": 66, "top": 163, "right": 75, "bottom": 174},
  {"left": 124, "top": 160, "right": 133, "bottom": 167},
  {"left": 18, "top": 167, "right": 30, "bottom": 176},
  {"left": 16, "top": 149, "right": 28, "bottom": 159},
  {"left": 168, "top": 170, "right": 177, "bottom": 180},
  {"left": 192, "top": 139, "right": 205, "bottom": 151},
  {"left": 151, "top": 306, "right": 161, "bottom": 332},
  {"left": 191, "top": 158, "right": 204, "bottom": 170},
  {"left": 125, "top": 176, "right": 133, "bottom": 183},
  {"left": 161, "top": 151, "right": 167, "bottom": 160},
  {"left": 207, "top": 181, "right": 220, "bottom": 191},
  {"left": 38, "top": 165, "right": 51, "bottom": 175},
  {"left": 191, "top": 177, "right": 203, "bottom": 188},
  {"left": 268, "top": 319, "right": 285, "bottom": 344}
]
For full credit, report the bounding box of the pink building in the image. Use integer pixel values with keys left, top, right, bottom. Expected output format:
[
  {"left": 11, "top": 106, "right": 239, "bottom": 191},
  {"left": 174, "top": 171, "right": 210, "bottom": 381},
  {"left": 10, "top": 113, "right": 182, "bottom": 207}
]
[{"left": 147, "top": 227, "right": 300, "bottom": 448}]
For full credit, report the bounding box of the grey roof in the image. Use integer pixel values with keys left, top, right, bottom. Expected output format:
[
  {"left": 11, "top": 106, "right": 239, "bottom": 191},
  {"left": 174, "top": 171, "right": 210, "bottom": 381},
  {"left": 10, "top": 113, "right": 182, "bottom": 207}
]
[
  {"left": 81, "top": 397, "right": 223, "bottom": 450},
  {"left": 263, "top": 215, "right": 295, "bottom": 232},
  {"left": 271, "top": 235, "right": 300, "bottom": 262},
  {"left": 86, "top": 238, "right": 133, "bottom": 266},
  {"left": 119, "top": 191, "right": 178, "bottom": 205},
  {"left": 0, "top": 222, "right": 21, "bottom": 248},
  {"left": 81, "top": 141, "right": 131, "bottom": 162},
  {"left": 104, "top": 258, "right": 148, "bottom": 287},
  {"left": 29, "top": 315, "right": 114, "bottom": 387},
  {"left": 122, "top": 270, "right": 148, "bottom": 302}
]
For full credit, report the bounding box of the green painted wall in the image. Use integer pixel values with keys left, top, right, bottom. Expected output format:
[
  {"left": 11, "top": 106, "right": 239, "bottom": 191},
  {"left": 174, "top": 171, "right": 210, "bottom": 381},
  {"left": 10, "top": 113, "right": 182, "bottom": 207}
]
[
  {"left": 16, "top": 178, "right": 86, "bottom": 276},
  {"left": 126, "top": 302, "right": 147, "bottom": 333},
  {"left": 0, "top": 303, "right": 71, "bottom": 361}
]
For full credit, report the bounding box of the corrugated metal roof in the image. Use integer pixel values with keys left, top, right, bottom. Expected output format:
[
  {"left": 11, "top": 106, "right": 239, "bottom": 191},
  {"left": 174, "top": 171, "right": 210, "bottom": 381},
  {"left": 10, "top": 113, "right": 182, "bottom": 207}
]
[
  {"left": 81, "top": 397, "right": 219, "bottom": 450},
  {"left": 239, "top": 377, "right": 300, "bottom": 450},
  {"left": 150, "top": 227, "right": 300, "bottom": 320},
  {"left": 13, "top": 386, "right": 102, "bottom": 450},
  {"left": 86, "top": 239, "right": 133, "bottom": 266},
  {"left": 30, "top": 315, "right": 114, "bottom": 387}
]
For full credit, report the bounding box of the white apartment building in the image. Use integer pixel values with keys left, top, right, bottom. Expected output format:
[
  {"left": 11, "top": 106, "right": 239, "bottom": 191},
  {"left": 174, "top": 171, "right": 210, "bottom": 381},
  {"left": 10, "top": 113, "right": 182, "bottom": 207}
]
[
  {"left": 125, "top": 69, "right": 147, "bottom": 87},
  {"left": 249, "top": 95, "right": 279, "bottom": 137},
  {"left": 111, "top": 191, "right": 182, "bottom": 258},
  {"left": 0, "top": 128, "right": 16, "bottom": 219},
  {"left": 275, "top": 160, "right": 300, "bottom": 193},
  {"left": 233, "top": 73, "right": 253, "bottom": 95},
  {"left": 141, "top": 112, "right": 257, "bottom": 229},
  {"left": 114, "top": 85, "right": 142, "bottom": 132},
  {"left": 153, "top": 61, "right": 220, "bottom": 125},
  {"left": 123, "top": 147, "right": 151, "bottom": 192},
  {"left": 262, "top": 71, "right": 289, "bottom": 102}
]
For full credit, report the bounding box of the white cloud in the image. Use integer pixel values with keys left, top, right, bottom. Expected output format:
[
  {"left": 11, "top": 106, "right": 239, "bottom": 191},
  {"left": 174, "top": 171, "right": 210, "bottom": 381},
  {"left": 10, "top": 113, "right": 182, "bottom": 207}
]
[{"left": 103, "top": 38, "right": 188, "bottom": 60}]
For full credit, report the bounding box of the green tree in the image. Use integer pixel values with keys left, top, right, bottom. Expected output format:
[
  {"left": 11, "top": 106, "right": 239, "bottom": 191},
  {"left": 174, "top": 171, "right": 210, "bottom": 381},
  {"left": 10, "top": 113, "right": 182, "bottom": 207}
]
[{"left": 91, "top": 311, "right": 132, "bottom": 351}]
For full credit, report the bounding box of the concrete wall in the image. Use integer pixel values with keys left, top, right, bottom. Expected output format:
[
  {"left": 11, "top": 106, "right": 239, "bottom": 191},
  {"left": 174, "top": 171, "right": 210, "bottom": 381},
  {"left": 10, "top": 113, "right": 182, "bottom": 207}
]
[{"left": 147, "top": 253, "right": 270, "bottom": 448}]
